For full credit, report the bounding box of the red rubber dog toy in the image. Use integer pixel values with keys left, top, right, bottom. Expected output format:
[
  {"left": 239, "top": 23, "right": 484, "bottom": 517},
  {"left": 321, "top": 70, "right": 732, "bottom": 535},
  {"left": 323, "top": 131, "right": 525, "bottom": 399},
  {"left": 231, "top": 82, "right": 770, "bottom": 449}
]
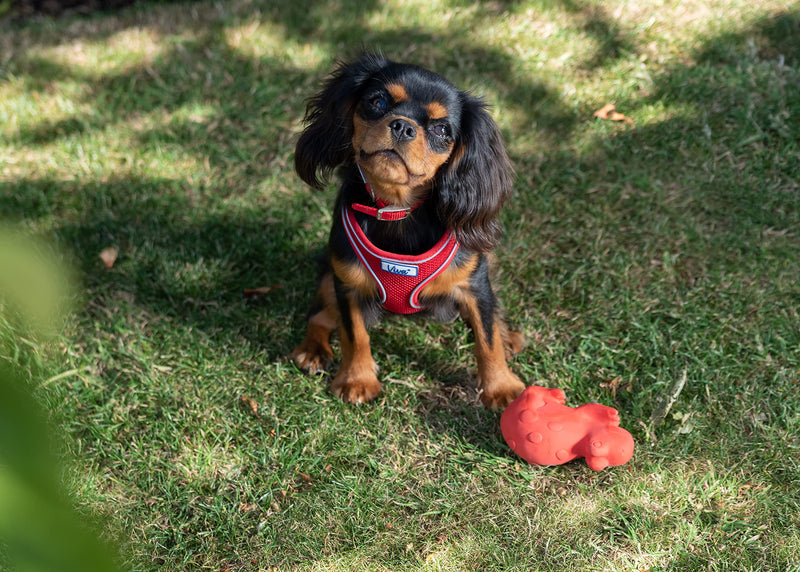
[{"left": 500, "top": 386, "right": 634, "bottom": 470}]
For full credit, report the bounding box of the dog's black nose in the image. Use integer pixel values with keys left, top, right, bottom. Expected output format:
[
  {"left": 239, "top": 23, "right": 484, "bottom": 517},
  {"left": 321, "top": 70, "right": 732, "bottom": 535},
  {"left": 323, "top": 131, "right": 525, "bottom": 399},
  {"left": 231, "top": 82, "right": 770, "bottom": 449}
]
[{"left": 389, "top": 118, "right": 417, "bottom": 142}]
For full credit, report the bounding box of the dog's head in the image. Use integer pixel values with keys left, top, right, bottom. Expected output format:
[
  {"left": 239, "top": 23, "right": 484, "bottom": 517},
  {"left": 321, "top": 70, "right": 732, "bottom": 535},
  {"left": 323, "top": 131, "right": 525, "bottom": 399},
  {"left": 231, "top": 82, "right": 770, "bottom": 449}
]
[{"left": 295, "top": 53, "right": 513, "bottom": 252}]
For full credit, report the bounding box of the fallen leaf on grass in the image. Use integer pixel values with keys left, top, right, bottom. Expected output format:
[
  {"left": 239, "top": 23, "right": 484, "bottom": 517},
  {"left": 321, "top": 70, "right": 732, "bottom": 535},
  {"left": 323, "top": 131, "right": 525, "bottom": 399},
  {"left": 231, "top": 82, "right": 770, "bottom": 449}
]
[
  {"left": 593, "top": 103, "right": 634, "bottom": 125},
  {"left": 99, "top": 247, "right": 118, "bottom": 268},
  {"left": 243, "top": 285, "right": 284, "bottom": 298},
  {"left": 240, "top": 396, "right": 261, "bottom": 419},
  {"left": 600, "top": 376, "right": 623, "bottom": 399}
]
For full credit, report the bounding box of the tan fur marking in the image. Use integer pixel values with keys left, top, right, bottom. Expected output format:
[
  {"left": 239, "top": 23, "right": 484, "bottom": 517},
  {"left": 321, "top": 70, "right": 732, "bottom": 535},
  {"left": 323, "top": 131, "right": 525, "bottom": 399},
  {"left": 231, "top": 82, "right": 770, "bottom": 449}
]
[
  {"left": 425, "top": 101, "right": 449, "bottom": 120},
  {"left": 419, "top": 253, "right": 479, "bottom": 299},
  {"left": 331, "top": 257, "right": 377, "bottom": 296},
  {"left": 386, "top": 83, "right": 409, "bottom": 102},
  {"left": 352, "top": 115, "right": 370, "bottom": 152},
  {"left": 419, "top": 139, "right": 454, "bottom": 173}
]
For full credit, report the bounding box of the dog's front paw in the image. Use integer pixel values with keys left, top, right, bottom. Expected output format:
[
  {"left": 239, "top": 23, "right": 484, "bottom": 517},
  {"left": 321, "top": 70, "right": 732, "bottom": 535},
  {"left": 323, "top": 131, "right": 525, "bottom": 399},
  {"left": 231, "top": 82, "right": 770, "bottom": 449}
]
[
  {"left": 331, "top": 365, "right": 381, "bottom": 404},
  {"left": 291, "top": 340, "right": 334, "bottom": 374},
  {"left": 479, "top": 371, "right": 525, "bottom": 409}
]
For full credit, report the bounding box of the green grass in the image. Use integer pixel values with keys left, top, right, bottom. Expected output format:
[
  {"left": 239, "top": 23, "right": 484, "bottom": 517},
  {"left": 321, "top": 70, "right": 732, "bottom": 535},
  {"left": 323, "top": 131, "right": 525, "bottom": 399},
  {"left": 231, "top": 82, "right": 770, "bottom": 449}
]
[{"left": 2, "top": 0, "right": 800, "bottom": 570}]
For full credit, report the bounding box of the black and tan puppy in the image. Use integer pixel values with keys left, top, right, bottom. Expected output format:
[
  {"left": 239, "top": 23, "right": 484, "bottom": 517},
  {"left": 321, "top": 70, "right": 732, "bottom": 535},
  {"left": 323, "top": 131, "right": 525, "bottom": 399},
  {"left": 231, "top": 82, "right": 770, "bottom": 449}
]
[{"left": 291, "top": 53, "right": 525, "bottom": 408}]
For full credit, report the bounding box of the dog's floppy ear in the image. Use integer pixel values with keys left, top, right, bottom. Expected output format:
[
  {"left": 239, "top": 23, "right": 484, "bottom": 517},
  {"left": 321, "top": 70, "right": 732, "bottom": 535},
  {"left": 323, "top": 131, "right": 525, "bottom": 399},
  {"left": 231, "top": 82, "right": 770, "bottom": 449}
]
[
  {"left": 295, "top": 53, "right": 390, "bottom": 190},
  {"left": 435, "top": 94, "right": 514, "bottom": 252}
]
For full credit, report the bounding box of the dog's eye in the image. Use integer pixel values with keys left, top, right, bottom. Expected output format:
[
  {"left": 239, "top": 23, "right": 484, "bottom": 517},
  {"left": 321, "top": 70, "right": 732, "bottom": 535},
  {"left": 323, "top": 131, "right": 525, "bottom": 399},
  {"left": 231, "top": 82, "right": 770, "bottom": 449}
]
[
  {"left": 369, "top": 96, "right": 388, "bottom": 114},
  {"left": 431, "top": 124, "right": 451, "bottom": 138}
]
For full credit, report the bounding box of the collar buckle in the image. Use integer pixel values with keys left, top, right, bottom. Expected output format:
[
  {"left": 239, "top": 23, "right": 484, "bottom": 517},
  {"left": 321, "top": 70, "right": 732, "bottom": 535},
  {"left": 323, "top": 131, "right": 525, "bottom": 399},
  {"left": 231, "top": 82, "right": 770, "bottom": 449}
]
[{"left": 376, "top": 204, "right": 412, "bottom": 221}]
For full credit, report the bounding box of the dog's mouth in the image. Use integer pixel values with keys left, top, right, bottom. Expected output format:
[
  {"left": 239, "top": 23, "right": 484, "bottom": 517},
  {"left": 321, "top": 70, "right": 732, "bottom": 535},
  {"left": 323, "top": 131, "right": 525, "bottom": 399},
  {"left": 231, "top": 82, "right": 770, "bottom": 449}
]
[
  {"left": 360, "top": 147, "right": 398, "bottom": 160},
  {"left": 358, "top": 148, "right": 423, "bottom": 179},
  {"left": 360, "top": 148, "right": 412, "bottom": 170}
]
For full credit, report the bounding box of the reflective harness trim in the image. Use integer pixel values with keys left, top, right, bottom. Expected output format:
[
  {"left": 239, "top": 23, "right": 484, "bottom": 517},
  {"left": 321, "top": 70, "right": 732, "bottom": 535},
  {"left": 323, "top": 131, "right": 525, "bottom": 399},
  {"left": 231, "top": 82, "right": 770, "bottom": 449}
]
[{"left": 342, "top": 206, "right": 460, "bottom": 314}]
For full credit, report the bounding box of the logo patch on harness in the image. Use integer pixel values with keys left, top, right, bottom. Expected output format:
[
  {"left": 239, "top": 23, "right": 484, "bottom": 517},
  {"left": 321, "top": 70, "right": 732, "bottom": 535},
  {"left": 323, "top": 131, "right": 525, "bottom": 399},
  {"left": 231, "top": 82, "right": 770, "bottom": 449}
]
[{"left": 381, "top": 260, "right": 419, "bottom": 277}]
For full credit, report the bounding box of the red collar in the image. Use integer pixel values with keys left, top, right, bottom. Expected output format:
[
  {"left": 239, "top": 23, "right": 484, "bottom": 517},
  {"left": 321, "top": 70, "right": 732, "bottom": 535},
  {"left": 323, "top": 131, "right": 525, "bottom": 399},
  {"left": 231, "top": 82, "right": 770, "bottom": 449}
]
[
  {"left": 351, "top": 197, "right": 424, "bottom": 221},
  {"left": 352, "top": 166, "right": 424, "bottom": 222}
]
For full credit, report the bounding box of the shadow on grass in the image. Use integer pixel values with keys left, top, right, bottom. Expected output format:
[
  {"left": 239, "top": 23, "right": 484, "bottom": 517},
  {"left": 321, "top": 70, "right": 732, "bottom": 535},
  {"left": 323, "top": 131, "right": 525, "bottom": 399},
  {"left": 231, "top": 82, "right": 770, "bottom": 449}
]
[
  {"left": 3, "top": 0, "right": 576, "bottom": 360},
  {"left": 1, "top": 173, "right": 316, "bottom": 362}
]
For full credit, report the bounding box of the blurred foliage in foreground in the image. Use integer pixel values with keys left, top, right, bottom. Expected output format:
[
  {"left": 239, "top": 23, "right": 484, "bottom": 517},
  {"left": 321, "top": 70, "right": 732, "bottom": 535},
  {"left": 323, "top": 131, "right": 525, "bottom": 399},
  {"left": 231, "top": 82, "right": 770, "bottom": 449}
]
[{"left": 0, "top": 225, "right": 118, "bottom": 572}]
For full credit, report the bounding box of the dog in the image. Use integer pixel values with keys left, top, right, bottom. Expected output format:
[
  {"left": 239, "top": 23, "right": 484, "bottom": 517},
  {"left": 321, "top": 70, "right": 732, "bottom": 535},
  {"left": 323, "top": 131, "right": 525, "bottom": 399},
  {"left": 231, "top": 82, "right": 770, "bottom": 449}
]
[{"left": 290, "top": 53, "right": 526, "bottom": 408}]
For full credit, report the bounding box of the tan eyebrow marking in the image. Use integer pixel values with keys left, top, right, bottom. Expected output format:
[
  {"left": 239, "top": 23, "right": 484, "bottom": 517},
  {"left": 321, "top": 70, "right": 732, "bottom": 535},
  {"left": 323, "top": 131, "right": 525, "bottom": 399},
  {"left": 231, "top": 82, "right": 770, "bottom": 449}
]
[
  {"left": 424, "top": 101, "right": 448, "bottom": 120},
  {"left": 386, "top": 83, "right": 409, "bottom": 103}
]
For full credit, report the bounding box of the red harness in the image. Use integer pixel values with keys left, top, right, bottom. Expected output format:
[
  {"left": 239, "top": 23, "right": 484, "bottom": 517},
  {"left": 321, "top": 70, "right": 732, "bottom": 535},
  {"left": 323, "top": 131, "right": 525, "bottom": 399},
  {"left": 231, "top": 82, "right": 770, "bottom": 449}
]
[{"left": 342, "top": 205, "right": 460, "bottom": 314}]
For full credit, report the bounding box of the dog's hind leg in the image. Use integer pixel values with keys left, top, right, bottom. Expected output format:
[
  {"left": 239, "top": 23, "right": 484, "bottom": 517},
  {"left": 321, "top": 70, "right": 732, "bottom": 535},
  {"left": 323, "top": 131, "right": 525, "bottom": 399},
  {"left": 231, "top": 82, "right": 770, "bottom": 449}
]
[
  {"left": 291, "top": 272, "right": 337, "bottom": 373},
  {"left": 501, "top": 326, "right": 526, "bottom": 360}
]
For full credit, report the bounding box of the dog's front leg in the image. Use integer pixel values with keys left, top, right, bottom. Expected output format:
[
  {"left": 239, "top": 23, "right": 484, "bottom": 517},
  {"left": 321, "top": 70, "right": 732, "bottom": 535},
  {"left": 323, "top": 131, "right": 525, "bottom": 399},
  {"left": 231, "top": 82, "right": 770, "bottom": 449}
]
[
  {"left": 456, "top": 263, "right": 525, "bottom": 409},
  {"left": 331, "top": 282, "right": 381, "bottom": 404}
]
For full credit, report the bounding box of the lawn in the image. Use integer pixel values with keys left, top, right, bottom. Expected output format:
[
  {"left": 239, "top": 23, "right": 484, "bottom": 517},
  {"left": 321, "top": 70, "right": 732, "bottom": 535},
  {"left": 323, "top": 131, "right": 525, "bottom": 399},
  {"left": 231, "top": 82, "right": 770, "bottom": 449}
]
[{"left": 1, "top": 0, "right": 799, "bottom": 570}]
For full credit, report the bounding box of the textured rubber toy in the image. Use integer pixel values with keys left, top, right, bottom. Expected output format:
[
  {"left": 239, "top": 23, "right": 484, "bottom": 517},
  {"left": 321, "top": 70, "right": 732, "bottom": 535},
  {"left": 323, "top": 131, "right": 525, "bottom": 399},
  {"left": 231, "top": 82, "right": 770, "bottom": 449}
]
[{"left": 500, "top": 386, "right": 634, "bottom": 470}]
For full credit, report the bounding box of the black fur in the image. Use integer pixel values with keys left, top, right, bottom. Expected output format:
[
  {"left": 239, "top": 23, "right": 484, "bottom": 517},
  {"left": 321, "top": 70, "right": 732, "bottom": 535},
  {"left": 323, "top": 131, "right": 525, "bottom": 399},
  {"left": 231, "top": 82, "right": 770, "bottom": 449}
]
[{"left": 435, "top": 95, "right": 514, "bottom": 252}]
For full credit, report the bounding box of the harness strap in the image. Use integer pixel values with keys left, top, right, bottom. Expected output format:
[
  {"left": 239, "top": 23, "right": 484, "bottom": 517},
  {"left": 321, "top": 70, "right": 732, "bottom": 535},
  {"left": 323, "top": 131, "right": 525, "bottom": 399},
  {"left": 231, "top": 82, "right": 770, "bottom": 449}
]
[{"left": 342, "top": 206, "right": 460, "bottom": 314}]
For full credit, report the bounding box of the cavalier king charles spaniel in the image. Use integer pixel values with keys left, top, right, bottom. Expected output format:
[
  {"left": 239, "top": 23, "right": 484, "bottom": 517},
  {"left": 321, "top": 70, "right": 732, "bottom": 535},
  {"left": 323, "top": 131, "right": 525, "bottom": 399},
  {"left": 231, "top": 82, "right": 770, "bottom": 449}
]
[{"left": 290, "top": 53, "right": 525, "bottom": 408}]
